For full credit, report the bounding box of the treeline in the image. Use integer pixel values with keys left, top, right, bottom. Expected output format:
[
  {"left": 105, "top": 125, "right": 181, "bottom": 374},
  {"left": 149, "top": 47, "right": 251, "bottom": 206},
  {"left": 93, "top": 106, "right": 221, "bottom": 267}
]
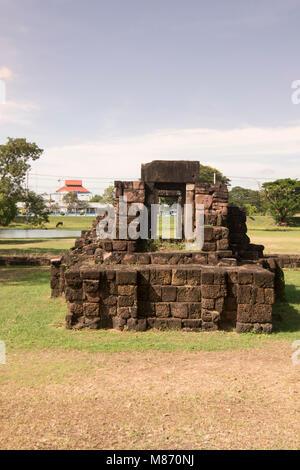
[
  {"left": 228, "top": 186, "right": 269, "bottom": 216},
  {"left": 229, "top": 181, "right": 300, "bottom": 224}
]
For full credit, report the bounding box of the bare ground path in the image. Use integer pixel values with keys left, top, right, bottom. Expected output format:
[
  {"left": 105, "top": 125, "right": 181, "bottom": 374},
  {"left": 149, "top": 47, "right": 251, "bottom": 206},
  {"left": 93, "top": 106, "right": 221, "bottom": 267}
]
[{"left": 0, "top": 342, "right": 299, "bottom": 450}]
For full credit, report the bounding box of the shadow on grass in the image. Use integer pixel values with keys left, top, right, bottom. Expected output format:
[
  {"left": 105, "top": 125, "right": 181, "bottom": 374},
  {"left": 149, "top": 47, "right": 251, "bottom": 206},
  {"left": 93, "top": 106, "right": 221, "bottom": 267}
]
[
  {"left": 273, "top": 283, "right": 300, "bottom": 333},
  {"left": 0, "top": 267, "right": 50, "bottom": 286},
  {"left": 0, "top": 248, "right": 67, "bottom": 255},
  {"left": 288, "top": 216, "right": 300, "bottom": 227},
  {"left": 0, "top": 239, "right": 46, "bottom": 246},
  {"left": 249, "top": 228, "right": 300, "bottom": 232}
]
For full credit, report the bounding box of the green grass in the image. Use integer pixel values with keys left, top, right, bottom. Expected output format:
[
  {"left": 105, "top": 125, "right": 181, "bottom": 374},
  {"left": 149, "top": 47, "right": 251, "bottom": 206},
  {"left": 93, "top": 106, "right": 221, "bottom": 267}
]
[
  {"left": 0, "top": 267, "right": 299, "bottom": 353},
  {"left": 0, "top": 215, "right": 95, "bottom": 231},
  {"left": 247, "top": 215, "right": 300, "bottom": 231},
  {"left": 0, "top": 238, "right": 75, "bottom": 256},
  {"left": 247, "top": 216, "right": 300, "bottom": 254}
]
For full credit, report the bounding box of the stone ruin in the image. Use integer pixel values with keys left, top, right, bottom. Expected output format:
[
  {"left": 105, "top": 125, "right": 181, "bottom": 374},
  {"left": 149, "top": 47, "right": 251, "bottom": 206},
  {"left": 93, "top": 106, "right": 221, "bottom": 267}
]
[{"left": 50, "top": 160, "right": 285, "bottom": 333}]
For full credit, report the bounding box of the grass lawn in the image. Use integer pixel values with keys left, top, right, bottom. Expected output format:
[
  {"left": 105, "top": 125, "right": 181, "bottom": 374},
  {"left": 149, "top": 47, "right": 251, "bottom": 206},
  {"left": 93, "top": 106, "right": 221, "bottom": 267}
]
[
  {"left": 247, "top": 215, "right": 300, "bottom": 254},
  {"left": 0, "top": 215, "right": 95, "bottom": 231},
  {"left": 0, "top": 267, "right": 299, "bottom": 353},
  {"left": 0, "top": 267, "right": 299, "bottom": 450},
  {"left": 0, "top": 238, "right": 75, "bottom": 256}
]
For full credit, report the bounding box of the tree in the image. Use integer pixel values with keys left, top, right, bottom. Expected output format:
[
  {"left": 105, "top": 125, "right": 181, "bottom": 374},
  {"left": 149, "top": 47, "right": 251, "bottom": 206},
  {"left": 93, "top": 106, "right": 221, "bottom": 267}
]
[
  {"left": 0, "top": 137, "right": 43, "bottom": 198},
  {"left": 199, "top": 164, "right": 230, "bottom": 185},
  {"left": 90, "top": 186, "right": 115, "bottom": 204},
  {"left": 63, "top": 192, "right": 77, "bottom": 212},
  {"left": 89, "top": 194, "right": 103, "bottom": 203},
  {"left": 0, "top": 137, "right": 43, "bottom": 226},
  {"left": 24, "top": 191, "right": 49, "bottom": 227},
  {"left": 229, "top": 186, "right": 259, "bottom": 207},
  {"left": 262, "top": 178, "right": 300, "bottom": 224},
  {"left": 0, "top": 193, "right": 18, "bottom": 226}
]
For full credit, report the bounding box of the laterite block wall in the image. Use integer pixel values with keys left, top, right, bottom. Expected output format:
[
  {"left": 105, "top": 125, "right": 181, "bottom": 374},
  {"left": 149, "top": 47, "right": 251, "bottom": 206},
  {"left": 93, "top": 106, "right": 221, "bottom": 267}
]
[{"left": 64, "top": 265, "right": 275, "bottom": 334}]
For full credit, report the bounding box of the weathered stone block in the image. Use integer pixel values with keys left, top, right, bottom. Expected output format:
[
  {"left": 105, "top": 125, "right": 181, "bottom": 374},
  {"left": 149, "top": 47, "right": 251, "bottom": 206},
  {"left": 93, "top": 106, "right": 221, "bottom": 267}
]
[
  {"left": 201, "top": 284, "right": 226, "bottom": 298},
  {"left": 83, "top": 280, "right": 99, "bottom": 293},
  {"left": 151, "top": 268, "right": 172, "bottom": 285},
  {"left": 171, "top": 302, "right": 189, "bottom": 318},
  {"left": 202, "top": 309, "right": 212, "bottom": 322},
  {"left": 65, "top": 287, "right": 83, "bottom": 302},
  {"left": 101, "top": 305, "right": 117, "bottom": 317},
  {"left": 127, "top": 318, "right": 147, "bottom": 331},
  {"left": 138, "top": 269, "right": 150, "bottom": 284},
  {"left": 156, "top": 303, "right": 170, "bottom": 318},
  {"left": 123, "top": 254, "right": 137, "bottom": 264},
  {"left": 118, "top": 285, "right": 137, "bottom": 296},
  {"left": 264, "top": 288, "right": 275, "bottom": 304},
  {"left": 112, "top": 240, "right": 128, "bottom": 251},
  {"left": 80, "top": 268, "right": 101, "bottom": 280},
  {"left": 183, "top": 319, "right": 202, "bottom": 329},
  {"left": 161, "top": 286, "right": 177, "bottom": 302},
  {"left": 237, "top": 285, "right": 255, "bottom": 304},
  {"left": 254, "top": 271, "right": 274, "bottom": 288},
  {"left": 204, "top": 226, "right": 214, "bottom": 241},
  {"left": 148, "top": 285, "right": 162, "bottom": 301},
  {"left": 202, "top": 242, "right": 216, "bottom": 252},
  {"left": 68, "top": 302, "right": 83, "bottom": 316},
  {"left": 188, "top": 302, "right": 202, "bottom": 318},
  {"left": 202, "top": 321, "right": 218, "bottom": 331},
  {"left": 118, "top": 295, "right": 135, "bottom": 307},
  {"left": 65, "top": 278, "right": 82, "bottom": 289},
  {"left": 83, "top": 302, "right": 99, "bottom": 317},
  {"left": 127, "top": 241, "right": 139, "bottom": 253},
  {"left": 133, "top": 181, "right": 145, "bottom": 190},
  {"left": 172, "top": 269, "right": 187, "bottom": 285},
  {"left": 186, "top": 269, "right": 202, "bottom": 285},
  {"left": 213, "top": 271, "right": 226, "bottom": 285},
  {"left": 201, "top": 270, "right": 214, "bottom": 285},
  {"left": 192, "top": 253, "right": 208, "bottom": 264},
  {"left": 236, "top": 322, "right": 252, "bottom": 333},
  {"left": 118, "top": 306, "right": 138, "bottom": 319},
  {"left": 116, "top": 270, "right": 137, "bottom": 285},
  {"left": 105, "top": 270, "right": 116, "bottom": 281},
  {"left": 217, "top": 239, "right": 229, "bottom": 250},
  {"left": 177, "top": 286, "right": 200, "bottom": 302},
  {"left": 237, "top": 304, "right": 272, "bottom": 323},
  {"left": 102, "top": 240, "right": 112, "bottom": 251},
  {"left": 113, "top": 316, "right": 126, "bottom": 330},
  {"left": 138, "top": 301, "right": 155, "bottom": 317},
  {"left": 123, "top": 189, "right": 145, "bottom": 203},
  {"left": 101, "top": 294, "right": 117, "bottom": 306},
  {"left": 202, "top": 298, "right": 215, "bottom": 309},
  {"left": 135, "top": 253, "right": 150, "bottom": 264},
  {"left": 214, "top": 297, "right": 224, "bottom": 313},
  {"left": 238, "top": 270, "right": 253, "bottom": 285},
  {"left": 211, "top": 310, "right": 220, "bottom": 323},
  {"left": 254, "top": 287, "right": 265, "bottom": 304},
  {"left": 154, "top": 318, "right": 182, "bottom": 330}
]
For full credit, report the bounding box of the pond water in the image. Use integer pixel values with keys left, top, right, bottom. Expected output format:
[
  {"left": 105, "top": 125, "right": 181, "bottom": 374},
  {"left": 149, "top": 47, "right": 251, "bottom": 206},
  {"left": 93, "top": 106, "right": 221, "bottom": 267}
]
[{"left": 0, "top": 229, "right": 82, "bottom": 239}]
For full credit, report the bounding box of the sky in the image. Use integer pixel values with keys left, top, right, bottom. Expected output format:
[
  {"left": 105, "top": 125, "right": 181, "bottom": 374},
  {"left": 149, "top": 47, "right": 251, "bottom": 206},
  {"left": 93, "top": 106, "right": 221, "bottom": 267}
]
[{"left": 0, "top": 0, "right": 300, "bottom": 194}]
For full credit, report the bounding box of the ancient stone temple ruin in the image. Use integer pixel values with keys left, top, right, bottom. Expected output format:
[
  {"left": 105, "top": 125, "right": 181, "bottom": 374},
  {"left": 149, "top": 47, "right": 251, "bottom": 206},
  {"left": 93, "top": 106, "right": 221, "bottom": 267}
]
[{"left": 50, "top": 160, "right": 285, "bottom": 333}]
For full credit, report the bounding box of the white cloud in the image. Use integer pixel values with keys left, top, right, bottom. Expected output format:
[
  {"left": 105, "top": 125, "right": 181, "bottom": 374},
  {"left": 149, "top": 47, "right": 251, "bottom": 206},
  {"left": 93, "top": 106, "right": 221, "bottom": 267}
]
[
  {"left": 31, "top": 125, "right": 300, "bottom": 190},
  {"left": 0, "top": 99, "right": 39, "bottom": 125},
  {"left": 0, "top": 66, "right": 13, "bottom": 80}
]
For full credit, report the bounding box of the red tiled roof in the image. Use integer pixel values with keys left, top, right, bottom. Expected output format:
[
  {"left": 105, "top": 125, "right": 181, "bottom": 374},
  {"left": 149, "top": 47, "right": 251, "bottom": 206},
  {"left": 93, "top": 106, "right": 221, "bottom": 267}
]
[
  {"left": 56, "top": 186, "right": 90, "bottom": 193},
  {"left": 65, "top": 180, "right": 82, "bottom": 186},
  {"left": 56, "top": 180, "right": 90, "bottom": 193}
]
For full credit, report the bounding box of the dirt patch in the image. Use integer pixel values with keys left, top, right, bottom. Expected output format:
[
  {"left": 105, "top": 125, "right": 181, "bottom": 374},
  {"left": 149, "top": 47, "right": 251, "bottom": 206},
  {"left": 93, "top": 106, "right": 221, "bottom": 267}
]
[{"left": 0, "top": 343, "right": 299, "bottom": 449}]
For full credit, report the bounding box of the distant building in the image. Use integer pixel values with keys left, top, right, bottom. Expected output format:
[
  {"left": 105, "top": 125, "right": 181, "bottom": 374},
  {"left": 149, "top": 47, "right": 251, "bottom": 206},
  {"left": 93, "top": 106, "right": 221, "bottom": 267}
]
[{"left": 53, "top": 180, "right": 91, "bottom": 210}]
